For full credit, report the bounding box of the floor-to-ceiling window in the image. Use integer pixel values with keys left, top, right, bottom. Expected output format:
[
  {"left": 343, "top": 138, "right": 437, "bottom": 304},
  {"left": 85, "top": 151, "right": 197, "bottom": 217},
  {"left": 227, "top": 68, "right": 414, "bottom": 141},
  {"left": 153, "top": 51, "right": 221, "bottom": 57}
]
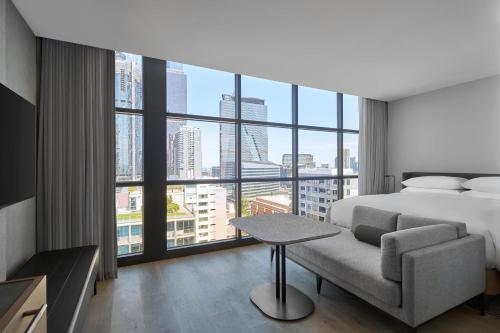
[
  {"left": 115, "top": 52, "right": 359, "bottom": 263},
  {"left": 114, "top": 52, "right": 144, "bottom": 256}
]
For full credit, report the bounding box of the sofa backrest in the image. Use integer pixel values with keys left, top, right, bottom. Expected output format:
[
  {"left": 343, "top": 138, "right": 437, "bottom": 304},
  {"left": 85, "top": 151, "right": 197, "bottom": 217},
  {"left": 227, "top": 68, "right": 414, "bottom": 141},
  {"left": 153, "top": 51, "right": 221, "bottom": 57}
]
[
  {"left": 397, "top": 215, "right": 467, "bottom": 238},
  {"left": 352, "top": 205, "right": 400, "bottom": 233}
]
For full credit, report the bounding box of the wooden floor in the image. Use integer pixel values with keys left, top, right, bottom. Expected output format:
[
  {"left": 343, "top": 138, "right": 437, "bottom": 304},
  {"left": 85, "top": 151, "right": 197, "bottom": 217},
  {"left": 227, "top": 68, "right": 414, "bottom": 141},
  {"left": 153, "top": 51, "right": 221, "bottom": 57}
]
[{"left": 83, "top": 244, "right": 500, "bottom": 333}]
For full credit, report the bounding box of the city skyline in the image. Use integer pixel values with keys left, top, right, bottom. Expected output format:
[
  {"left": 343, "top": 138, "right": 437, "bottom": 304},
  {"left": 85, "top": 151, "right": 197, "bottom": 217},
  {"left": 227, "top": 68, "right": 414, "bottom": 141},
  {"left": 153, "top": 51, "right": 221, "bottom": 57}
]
[
  {"left": 220, "top": 94, "right": 270, "bottom": 180},
  {"left": 115, "top": 55, "right": 359, "bottom": 175},
  {"left": 167, "top": 63, "right": 359, "bottom": 170},
  {"left": 162, "top": 60, "right": 359, "bottom": 243},
  {"left": 115, "top": 52, "right": 143, "bottom": 109},
  {"left": 115, "top": 52, "right": 144, "bottom": 182},
  {"left": 115, "top": 52, "right": 359, "bottom": 253},
  {"left": 166, "top": 61, "right": 187, "bottom": 177},
  {"left": 115, "top": 53, "right": 359, "bottom": 183}
]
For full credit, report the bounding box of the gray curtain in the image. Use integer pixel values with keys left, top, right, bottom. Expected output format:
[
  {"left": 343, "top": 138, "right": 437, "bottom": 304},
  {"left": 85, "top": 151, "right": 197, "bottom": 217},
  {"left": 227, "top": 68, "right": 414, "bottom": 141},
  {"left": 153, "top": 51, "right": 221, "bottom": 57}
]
[
  {"left": 358, "top": 97, "right": 388, "bottom": 195},
  {"left": 37, "top": 38, "right": 116, "bottom": 279}
]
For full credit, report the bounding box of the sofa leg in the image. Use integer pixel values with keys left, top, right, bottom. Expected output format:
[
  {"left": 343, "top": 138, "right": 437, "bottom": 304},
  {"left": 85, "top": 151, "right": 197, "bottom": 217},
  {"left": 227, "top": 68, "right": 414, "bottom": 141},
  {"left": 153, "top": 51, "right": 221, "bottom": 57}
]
[
  {"left": 270, "top": 247, "right": 275, "bottom": 263},
  {"left": 478, "top": 293, "right": 485, "bottom": 316},
  {"left": 316, "top": 275, "right": 323, "bottom": 294},
  {"left": 93, "top": 280, "right": 97, "bottom": 296}
]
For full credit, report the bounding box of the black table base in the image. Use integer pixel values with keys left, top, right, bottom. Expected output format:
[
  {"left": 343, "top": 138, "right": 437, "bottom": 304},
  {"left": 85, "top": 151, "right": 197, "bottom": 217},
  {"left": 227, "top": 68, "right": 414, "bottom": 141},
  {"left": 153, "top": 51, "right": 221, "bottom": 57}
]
[
  {"left": 250, "top": 245, "right": 314, "bottom": 321},
  {"left": 250, "top": 283, "right": 314, "bottom": 321}
]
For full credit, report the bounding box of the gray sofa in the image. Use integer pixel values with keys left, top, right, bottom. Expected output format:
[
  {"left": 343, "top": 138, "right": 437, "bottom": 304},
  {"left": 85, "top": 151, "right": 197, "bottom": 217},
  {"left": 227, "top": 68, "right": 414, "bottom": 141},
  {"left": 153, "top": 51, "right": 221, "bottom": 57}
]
[{"left": 286, "top": 206, "right": 486, "bottom": 331}]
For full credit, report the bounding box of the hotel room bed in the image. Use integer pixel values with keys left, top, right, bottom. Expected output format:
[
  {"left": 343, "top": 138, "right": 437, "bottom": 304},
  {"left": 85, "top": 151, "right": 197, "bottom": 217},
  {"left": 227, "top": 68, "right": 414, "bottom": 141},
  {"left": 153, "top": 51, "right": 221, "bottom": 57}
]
[{"left": 331, "top": 192, "right": 500, "bottom": 269}]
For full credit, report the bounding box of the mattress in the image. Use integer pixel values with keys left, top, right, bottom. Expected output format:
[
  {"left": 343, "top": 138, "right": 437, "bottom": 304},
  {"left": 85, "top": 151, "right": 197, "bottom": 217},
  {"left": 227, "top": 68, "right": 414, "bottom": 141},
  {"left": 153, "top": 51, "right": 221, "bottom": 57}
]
[{"left": 331, "top": 192, "right": 500, "bottom": 269}]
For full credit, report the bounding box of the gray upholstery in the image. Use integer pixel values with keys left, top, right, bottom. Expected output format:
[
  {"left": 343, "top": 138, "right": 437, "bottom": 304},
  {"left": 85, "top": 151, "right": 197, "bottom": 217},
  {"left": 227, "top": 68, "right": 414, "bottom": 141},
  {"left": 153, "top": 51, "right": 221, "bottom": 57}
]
[
  {"left": 381, "top": 225, "right": 458, "bottom": 282},
  {"left": 288, "top": 230, "right": 402, "bottom": 307},
  {"left": 286, "top": 222, "right": 486, "bottom": 328},
  {"left": 353, "top": 225, "right": 388, "bottom": 247},
  {"left": 397, "top": 215, "right": 467, "bottom": 238},
  {"left": 287, "top": 245, "right": 409, "bottom": 321},
  {"left": 401, "top": 234, "right": 485, "bottom": 326},
  {"left": 351, "top": 205, "right": 400, "bottom": 233}
]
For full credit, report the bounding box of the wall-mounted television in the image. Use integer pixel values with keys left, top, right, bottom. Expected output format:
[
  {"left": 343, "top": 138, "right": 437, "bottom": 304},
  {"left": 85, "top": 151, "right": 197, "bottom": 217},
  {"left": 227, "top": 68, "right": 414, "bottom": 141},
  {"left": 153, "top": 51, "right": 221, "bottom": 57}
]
[{"left": 0, "top": 83, "right": 36, "bottom": 207}]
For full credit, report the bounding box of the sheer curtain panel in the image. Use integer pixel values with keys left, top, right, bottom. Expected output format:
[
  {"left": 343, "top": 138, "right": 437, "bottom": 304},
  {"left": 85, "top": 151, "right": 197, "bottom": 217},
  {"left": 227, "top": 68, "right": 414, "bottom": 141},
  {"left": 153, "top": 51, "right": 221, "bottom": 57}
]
[
  {"left": 37, "top": 38, "right": 116, "bottom": 279},
  {"left": 358, "top": 98, "right": 388, "bottom": 195}
]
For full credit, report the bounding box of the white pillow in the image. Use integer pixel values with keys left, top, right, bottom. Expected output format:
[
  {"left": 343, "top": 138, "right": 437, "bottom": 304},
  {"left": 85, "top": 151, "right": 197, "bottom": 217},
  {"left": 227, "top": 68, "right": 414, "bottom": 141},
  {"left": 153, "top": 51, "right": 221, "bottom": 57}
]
[
  {"left": 401, "top": 176, "right": 468, "bottom": 190},
  {"left": 461, "top": 190, "right": 500, "bottom": 200},
  {"left": 462, "top": 177, "right": 500, "bottom": 194},
  {"left": 401, "top": 187, "right": 464, "bottom": 195}
]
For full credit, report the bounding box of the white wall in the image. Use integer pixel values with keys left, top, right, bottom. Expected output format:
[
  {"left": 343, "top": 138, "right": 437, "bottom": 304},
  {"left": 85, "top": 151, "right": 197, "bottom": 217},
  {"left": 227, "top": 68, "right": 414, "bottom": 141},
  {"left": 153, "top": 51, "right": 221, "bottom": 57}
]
[
  {"left": 388, "top": 75, "right": 500, "bottom": 190},
  {"left": 0, "top": 0, "right": 36, "bottom": 281}
]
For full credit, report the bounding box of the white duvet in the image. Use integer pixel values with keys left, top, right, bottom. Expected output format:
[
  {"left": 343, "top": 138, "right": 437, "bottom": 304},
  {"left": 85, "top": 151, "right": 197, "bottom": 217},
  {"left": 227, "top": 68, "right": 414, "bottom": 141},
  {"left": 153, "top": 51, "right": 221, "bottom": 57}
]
[{"left": 331, "top": 192, "right": 500, "bottom": 269}]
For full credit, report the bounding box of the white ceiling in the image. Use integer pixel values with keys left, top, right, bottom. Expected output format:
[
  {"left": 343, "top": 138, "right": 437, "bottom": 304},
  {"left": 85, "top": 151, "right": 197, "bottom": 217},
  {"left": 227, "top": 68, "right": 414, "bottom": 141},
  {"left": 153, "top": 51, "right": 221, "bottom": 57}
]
[{"left": 13, "top": 0, "right": 500, "bottom": 101}]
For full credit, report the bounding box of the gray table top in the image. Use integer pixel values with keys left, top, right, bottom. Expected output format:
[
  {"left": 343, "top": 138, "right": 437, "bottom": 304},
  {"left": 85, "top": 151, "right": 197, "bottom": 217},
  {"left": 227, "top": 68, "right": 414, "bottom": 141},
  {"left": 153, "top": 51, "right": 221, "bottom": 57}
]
[{"left": 229, "top": 213, "right": 341, "bottom": 245}]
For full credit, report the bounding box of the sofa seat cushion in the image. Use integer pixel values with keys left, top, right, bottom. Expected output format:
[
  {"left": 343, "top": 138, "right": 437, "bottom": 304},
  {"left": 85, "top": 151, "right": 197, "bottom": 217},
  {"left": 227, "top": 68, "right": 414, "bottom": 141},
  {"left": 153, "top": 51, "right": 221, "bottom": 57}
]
[{"left": 287, "top": 229, "right": 401, "bottom": 307}]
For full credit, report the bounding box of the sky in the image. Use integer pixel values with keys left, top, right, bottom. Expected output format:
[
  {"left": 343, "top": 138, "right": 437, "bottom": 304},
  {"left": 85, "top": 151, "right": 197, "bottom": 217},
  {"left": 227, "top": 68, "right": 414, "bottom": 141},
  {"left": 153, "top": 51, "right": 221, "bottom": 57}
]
[{"left": 167, "top": 63, "right": 359, "bottom": 171}]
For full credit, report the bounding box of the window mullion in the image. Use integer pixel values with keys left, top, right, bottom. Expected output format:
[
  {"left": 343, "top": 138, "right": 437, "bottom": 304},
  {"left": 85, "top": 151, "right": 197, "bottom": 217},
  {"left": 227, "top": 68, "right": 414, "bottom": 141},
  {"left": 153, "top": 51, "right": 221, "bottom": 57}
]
[
  {"left": 235, "top": 74, "right": 242, "bottom": 238},
  {"left": 337, "top": 93, "right": 344, "bottom": 200},
  {"left": 292, "top": 85, "right": 299, "bottom": 215},
  {"left": 142, "top": 57, "right": 166, "bottom": 260},
  {"left": 117, "top": 52, "right": 360, "bottom": 262}
]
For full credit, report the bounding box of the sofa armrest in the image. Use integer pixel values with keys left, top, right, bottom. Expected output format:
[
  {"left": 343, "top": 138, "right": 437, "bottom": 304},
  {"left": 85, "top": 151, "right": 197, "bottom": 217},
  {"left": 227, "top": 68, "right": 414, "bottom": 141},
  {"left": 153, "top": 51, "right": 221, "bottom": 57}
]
[
  {"left": 401, "top": 234, "right": 485, "bottom": 327},
  {"left": 381, "top": 224, "right": 457, "bottom": 281}
]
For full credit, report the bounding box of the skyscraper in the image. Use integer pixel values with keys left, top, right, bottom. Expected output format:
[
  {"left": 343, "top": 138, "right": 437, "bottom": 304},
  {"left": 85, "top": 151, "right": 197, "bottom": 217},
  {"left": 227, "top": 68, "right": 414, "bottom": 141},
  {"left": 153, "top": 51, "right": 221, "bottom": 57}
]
[
  {"left": 219, "top": 95, "right": 236, "bottom": 179},
  {"left": 343, "top": 148, "right": 351, "bottom": 169},
  {"left": 166, "top": 61, "right": 187, "bottom": 128},
  {"left": 219, "top": 94, "right": 268, "bottom": 179},
  {"left": 167, "top": 61, "right": 187, "bottom": 177},
  {"left": 116, "top": 114, "right": 143, "bottom": 181},
  {"left": 350, "top": 157, "right": 358, "bottom": 172},
  {"left": 281, "top": 153, "right": 315, "bottom": 177},
  {"left": 174, "top": 126, "right": 202, "bottom": 179},
  {"left": 115, "top": 52, "right": 143, "bottom": 109}
]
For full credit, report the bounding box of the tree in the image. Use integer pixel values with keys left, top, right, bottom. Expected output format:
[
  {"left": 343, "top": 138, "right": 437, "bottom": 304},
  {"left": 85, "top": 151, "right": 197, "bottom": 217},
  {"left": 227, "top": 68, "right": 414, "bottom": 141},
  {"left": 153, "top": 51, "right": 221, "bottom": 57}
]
[
  {"left": 167, "top": 195, "right": 180, "bottom": 215},
  {"left": 241, "top": 197, "right": 250, "bottom": 217}
]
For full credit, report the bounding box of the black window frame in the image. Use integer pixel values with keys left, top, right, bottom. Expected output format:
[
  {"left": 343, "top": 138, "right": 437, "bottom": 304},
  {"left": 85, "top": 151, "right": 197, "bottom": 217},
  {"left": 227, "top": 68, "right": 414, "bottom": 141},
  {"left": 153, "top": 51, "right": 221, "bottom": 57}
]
[
  {"left": 116, "top": 56, "right": 359, "bottom": 267},
  {"left": 114, "top": 53, "right": 146, "bottom": 261}
]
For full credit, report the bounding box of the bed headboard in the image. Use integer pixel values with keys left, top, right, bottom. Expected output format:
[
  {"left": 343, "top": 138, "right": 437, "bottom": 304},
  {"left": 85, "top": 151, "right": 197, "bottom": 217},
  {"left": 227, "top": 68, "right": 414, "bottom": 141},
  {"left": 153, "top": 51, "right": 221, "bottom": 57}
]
[
  {"left": 401, "top": 172, "right": 500, "bottom": 188},
  {"left": 402, "top": 172, "right": 500, "bottom": 182}
]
